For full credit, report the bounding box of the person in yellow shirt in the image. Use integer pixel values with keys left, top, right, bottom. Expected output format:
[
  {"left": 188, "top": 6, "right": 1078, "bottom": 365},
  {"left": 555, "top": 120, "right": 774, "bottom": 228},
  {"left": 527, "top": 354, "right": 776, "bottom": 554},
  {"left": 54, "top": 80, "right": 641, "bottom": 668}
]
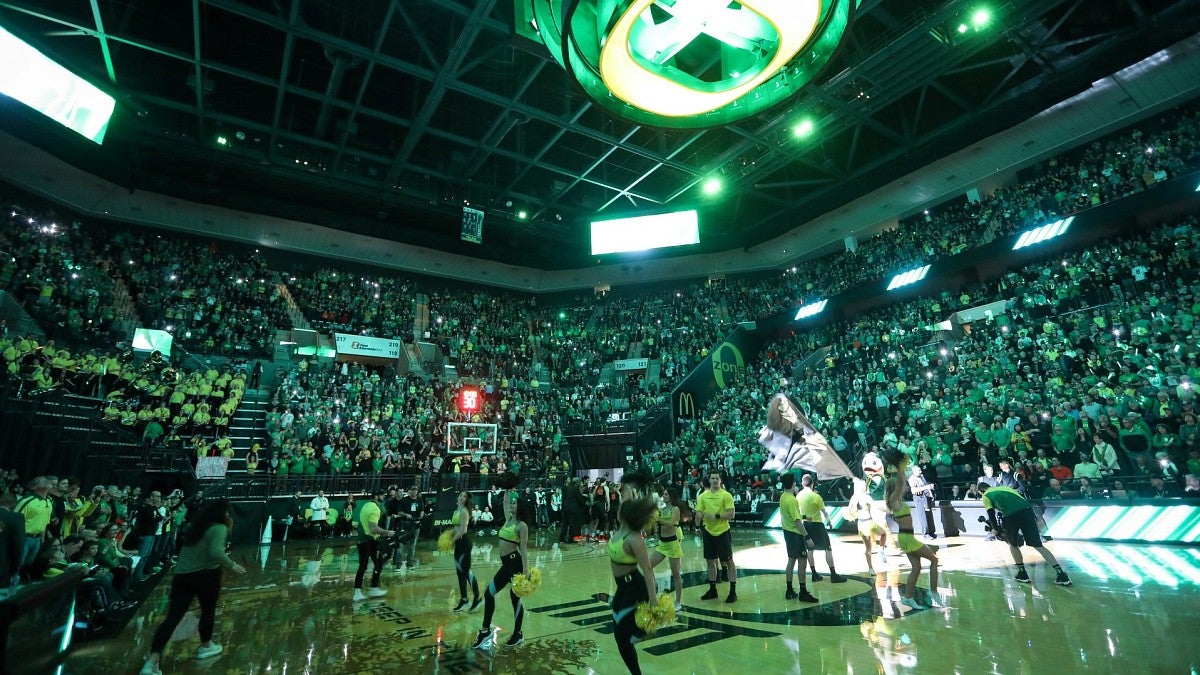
[
  {"left": 696, "top": 471, "right": 737, "bottom": 603},
  {"left": 798, "top": 474, "right": 847, "bottom": 583},
  {"left": 779, "top": 474, "right": 819, "bottom": 603},
  {"left": 352, "top": 489, "right": 394, "bottom": 602}
]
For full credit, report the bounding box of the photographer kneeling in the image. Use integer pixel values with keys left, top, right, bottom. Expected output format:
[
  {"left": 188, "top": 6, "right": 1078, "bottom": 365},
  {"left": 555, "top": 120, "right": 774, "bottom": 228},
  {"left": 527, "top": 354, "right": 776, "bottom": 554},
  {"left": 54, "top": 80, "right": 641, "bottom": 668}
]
[{"left": 978, "top": 484, "right": 1072, "bottom": 587}]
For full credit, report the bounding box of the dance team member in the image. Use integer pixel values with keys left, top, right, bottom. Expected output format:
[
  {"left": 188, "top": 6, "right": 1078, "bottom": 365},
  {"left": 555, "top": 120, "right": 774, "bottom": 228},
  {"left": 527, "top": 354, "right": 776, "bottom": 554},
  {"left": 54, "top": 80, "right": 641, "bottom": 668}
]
[
  {"left": 648, "top": 487, "right": 685, "bottom": 611},
  {"left": 697, "top": 471, "right": 737, "bottom": 603},
  {"left": 883, "top": 450, "right": 943, "bottom": 609},
  {"left": 978, "top": 483, "right": 1072, "bottom": 587},
  {"left": 473, "top": 495, "right": 531, "bottom": 649},
  {"left": 451, "top": 490, "right": 482, "bottom": 612},
  {"left": 778, "top": 473, "right": 819, "bottom": 603},
  {"left": 610, "top": 497, "right": 659, "bottom": 675}
]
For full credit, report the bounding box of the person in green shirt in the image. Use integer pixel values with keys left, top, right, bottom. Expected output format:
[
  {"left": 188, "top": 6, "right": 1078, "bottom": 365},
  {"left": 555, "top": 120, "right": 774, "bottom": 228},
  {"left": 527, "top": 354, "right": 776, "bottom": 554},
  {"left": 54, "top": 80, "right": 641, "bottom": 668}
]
[
  {"left": 140, "top": 500, "right": 247, "bottom": 675},
  {"left": 778, "top": 474, "right": 819, "bottom": 603},
  {"left": 979, "top": 485, "right": 1072, "bottom": 587}
]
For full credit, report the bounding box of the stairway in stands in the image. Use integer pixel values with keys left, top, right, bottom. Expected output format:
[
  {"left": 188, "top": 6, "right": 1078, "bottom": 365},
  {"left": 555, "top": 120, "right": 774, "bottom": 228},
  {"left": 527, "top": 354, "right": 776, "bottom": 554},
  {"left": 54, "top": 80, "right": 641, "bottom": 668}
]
[
  {"left": 221, "top": 389, "right": 271, "bottom": 477},
  {"left": 275, "top": 283, "right": 312, "bottom": 331}
]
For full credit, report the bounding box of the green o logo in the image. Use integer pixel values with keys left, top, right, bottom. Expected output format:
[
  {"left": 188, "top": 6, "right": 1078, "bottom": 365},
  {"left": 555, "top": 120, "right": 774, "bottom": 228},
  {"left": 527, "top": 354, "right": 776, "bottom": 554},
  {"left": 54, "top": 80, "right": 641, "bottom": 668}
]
[
  {"left": 526, "top": 0, "right": 857, "bottom": 128},
  {"left": 711, "top": 341, "right": 745, "bottom": 389}
]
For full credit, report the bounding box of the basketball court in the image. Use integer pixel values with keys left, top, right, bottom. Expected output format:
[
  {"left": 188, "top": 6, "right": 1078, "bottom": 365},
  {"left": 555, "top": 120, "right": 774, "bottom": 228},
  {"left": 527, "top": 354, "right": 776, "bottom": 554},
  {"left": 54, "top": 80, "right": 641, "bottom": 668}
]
[{"left": 64, "top": 529, "right": 1200, "bottom": 674}]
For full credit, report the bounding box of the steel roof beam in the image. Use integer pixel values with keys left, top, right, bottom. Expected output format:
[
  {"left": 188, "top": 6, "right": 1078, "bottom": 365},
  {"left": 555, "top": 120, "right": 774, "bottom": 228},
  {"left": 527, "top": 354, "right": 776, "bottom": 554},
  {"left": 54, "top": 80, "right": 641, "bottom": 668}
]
[
  {"left": 332, "top": 1, "right": 399, "bottom": 173},
  {"left": 88, "top": 0, "right": 116, "bottom": 84},
  {"left": 197, "top": 0, "right": 703, "bottom": 176},
  {"left": 192, "top": 0, "right": 205, "bottom": 140},
  {"left": 267, "top": 0, "right": 303, "bottom": 161}
]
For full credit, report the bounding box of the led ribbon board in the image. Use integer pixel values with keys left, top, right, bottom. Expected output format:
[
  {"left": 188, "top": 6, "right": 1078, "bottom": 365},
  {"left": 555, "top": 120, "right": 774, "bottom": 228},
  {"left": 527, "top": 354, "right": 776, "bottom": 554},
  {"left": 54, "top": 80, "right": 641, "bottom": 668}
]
[
  {"left": 521, "top": 0, "right": 856, "bottom": 128},
  {"left": 794, "top": 299, "right": 827, "bottom": 320},
  {"left": 886, "top": 264, "right": 930, "bottom": 291},
  {"left": 0, "top": 24, "right": 115, "bottom": 143},
  {"left": 1012, "top": 216, "right": 1074, "bottom": 250}
]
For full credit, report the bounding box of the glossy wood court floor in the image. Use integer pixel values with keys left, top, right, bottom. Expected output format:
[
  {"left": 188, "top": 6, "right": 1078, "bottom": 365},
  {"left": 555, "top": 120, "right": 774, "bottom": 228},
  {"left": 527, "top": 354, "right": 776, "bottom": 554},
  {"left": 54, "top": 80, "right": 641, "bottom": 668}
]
[{"left": 63, "top": 528, "right": 1200, "bottom": 674}]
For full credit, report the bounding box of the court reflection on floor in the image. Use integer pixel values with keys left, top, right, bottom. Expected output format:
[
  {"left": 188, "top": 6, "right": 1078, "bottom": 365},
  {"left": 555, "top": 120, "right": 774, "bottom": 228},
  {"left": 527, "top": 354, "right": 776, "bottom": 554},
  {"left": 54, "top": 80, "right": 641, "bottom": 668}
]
[{"left": 63, "top": 530, "right": 1200, "bottom": 674}]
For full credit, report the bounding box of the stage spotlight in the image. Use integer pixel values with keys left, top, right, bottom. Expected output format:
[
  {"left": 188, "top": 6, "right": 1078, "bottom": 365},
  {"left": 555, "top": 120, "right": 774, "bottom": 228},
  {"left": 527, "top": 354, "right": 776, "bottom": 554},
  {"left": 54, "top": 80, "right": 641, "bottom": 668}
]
[{"left": 702, "top": 177, "right": 723, "bottom": 195}]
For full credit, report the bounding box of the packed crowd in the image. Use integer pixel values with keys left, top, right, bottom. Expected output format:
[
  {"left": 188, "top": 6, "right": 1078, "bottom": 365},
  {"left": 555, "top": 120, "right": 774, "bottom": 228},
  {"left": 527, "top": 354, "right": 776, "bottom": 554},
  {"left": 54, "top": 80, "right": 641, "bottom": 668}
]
[
  {"left": 5, "top": 101, "right": 1200, "bottom": 395},
  {"left": 261, "top": 360, "right": 576, "bottom": 489},
  {"left": 0, "top": 470, "right": 194, "bottom": 631},
  {"left": 107, "top": 232, "right": 291, "bottom": 356},
  {"left": 2, "top": 101, "right": 1200, "bottom": 511},
  {"left": 668, "top": 215, "right": 1200, "bottom": 502},
  {"left": 286, "top": 268, "right": 415, "bottom": 338},
  {"left": 0, "top": 206, "right": 122, "bottom": 345}
]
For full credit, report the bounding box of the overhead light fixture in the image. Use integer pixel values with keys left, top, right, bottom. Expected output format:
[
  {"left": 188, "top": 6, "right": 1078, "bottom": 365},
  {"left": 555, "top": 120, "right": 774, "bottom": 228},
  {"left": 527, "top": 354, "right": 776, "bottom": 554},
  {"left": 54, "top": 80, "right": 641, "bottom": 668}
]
[
  {"left": 517, "top": 210, "right": 528, "bottom": 220},
  {"left": 702, "top": 177, "right": 723, "bottom": 195},
  {"left": 216, "top": 135, "right": 228, "bottom": 146},
  {"left": 971, "top": 8, "right": 992, "bottom": 29},
  {"left": 792, "top": 118, "right": 814, "bottom": 138}
]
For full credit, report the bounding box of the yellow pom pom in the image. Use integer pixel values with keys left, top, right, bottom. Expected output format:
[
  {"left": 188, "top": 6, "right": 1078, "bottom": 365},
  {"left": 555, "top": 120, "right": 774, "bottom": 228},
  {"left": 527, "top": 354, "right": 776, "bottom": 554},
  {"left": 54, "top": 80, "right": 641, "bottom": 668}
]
[
  {"left": 634, "top": 593, "right": 676, "bottom": 634},
  {"left": 645, "top": 508, "right": 660, "bottom": 532},
  {"left": 512, "top": 567, "right": 543, "bottom": 597},
  {"left": 437, "top": 529, "right": 455, "bottom": 553}
]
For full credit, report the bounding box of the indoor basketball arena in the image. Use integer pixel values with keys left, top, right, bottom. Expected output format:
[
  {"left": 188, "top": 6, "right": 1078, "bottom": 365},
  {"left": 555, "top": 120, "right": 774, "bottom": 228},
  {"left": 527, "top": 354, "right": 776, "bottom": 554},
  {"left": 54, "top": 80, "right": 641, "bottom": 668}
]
[{"left": 1, "top": 1, "right": 1200, "bottom": 674}]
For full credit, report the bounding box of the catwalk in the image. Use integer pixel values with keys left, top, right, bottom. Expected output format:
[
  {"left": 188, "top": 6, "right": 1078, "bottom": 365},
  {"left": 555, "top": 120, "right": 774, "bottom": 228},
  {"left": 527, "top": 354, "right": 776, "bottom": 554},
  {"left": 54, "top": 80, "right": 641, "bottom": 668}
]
[{"left": 65, "top": 529, "right": 1200, "bottom": 674}]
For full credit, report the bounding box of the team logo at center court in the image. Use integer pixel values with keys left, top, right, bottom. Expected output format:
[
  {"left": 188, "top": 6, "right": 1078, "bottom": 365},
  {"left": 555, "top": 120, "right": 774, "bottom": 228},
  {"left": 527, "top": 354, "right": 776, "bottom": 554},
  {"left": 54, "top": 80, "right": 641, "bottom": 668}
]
[
  {"left": 710, "top": 341, "right": 746, "bottom": 389},
  {"left": 530, "top": 570, "right": 913, "bottom": 656}
]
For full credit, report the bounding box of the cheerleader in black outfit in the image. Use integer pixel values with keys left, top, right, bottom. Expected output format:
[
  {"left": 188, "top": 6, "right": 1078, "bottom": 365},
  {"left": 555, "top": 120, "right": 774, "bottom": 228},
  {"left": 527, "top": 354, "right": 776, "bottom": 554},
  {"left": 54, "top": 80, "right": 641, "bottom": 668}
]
[
  {"left": 473, "top": 473, "right": 529, "bottom": 649},
  {"left": 451, "top": 490, "right": 481, "bottom": 612},
  {"left": 610, "top": 497, "right": 659, "bottom": 675}
]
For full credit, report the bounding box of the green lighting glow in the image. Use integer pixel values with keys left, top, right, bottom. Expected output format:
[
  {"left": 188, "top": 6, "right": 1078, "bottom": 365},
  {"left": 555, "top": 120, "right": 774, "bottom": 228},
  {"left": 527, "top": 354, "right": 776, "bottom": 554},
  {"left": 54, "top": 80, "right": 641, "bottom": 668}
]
[
  {"left": 1047, "top": 504, "right": 1200, "bottom": 543},
  {"left": 524, "top": 0, "right": 857, "bottom": 128},
  {"left": 971, "top": 8, "right": 991, "bottom": 28},
  {"left": 956, "top": 23, "right": 969, "bottom": 34},
  {"left": 792, "top": 118, "right": 815, "bottom": 138},
  {"left": 517, "top": 210, "right": 528, "bottom": 220},
  {"left": 217, "top": 135, "right": 228, "bottom": 146},
  {"left": 702, "top": 177, "right": 723, "bottom": 195}
]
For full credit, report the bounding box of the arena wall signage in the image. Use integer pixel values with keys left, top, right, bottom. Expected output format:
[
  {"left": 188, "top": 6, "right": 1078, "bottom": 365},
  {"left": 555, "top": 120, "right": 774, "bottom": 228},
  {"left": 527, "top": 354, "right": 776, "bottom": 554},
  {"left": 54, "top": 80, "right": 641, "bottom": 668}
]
[
  {"left": 517, "top": 0, "right": 857, "bottom": 128},
  {"left": 614, "top": 358, "right": 650, "bottom": 371},
  {"left": 671, "top": 326, "right": 762, "bottom": 427},
  {"left": 333, "top": 333, "right": 401, "bottom": 360}
]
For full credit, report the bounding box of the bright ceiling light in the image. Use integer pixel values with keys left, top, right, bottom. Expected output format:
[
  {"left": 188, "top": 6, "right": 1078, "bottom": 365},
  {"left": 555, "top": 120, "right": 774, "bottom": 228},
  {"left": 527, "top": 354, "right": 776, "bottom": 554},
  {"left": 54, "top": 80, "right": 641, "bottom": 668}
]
[{"left": 792, "top": 118, "right": 815, "bottom": 138}]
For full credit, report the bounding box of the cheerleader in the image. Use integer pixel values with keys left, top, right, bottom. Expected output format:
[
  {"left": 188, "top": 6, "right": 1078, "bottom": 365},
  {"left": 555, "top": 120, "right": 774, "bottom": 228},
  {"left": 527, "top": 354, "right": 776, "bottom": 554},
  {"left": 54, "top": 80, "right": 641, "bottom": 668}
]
[
  {"left": 882, "top": 450, "right": 943, "bottom": 609},
  {"left": 649, "top": 487, "right": 685, "bottom": 611},
  {"left": 451, "top": 490, "right": 482, "bottom": 612},
  {"left": 473, "top": 475, "right": 529, "bottom": 649},
  {"left": 610, "top": 497, "right": 659, "bottom": 675}
]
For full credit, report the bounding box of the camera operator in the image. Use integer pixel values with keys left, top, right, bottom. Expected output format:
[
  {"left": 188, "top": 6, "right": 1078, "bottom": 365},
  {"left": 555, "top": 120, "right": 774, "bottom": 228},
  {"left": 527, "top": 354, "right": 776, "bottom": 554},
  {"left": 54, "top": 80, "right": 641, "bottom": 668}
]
[
  {"left": 978, "top": 484, "right": 1072, "bottom": 587},
  {"left": 392, "top": 486, "right": 424, "bottom": 568}
]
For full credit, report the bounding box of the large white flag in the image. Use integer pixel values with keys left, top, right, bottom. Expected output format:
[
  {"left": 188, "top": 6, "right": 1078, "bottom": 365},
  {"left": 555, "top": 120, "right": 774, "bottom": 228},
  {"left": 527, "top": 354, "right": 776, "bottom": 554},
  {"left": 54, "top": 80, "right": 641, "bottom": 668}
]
[{"left": 759, "top": 393, "right": 855, "bottom": 480}]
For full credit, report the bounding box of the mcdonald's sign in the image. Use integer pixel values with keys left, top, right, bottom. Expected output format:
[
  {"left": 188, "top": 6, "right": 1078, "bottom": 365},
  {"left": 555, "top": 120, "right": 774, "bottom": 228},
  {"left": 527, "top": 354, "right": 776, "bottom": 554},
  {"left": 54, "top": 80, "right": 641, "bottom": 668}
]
[{"left": 678, "top": 392, "right": 698, "bottom": 419}]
